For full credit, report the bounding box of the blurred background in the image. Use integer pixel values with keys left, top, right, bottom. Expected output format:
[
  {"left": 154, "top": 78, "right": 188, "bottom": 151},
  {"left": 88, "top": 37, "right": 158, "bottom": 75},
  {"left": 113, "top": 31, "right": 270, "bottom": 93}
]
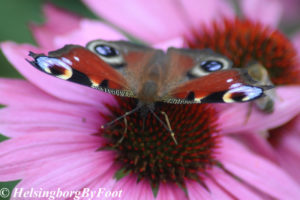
[
  {"left": 0, "top": 0, "right": 99, "bottom": 78},
  {"left": 1, "top": 0, "right": 300, "bottom": 78}
]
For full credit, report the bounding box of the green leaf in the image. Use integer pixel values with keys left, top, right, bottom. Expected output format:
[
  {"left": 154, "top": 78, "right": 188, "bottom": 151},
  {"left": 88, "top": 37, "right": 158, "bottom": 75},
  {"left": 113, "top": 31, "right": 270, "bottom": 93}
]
[{"left": 0, "top": 180, "right": 21, "bottom": 200}]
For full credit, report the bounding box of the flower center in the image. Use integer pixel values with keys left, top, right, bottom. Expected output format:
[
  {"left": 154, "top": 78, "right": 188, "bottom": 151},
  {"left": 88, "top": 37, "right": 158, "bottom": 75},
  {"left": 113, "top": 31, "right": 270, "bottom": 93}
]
[
  {"left": 99, "top": 97, "right": 219, "bottom": 187},
  {"left": 187, "top": 18, "right": 300, "bottom": 85}
]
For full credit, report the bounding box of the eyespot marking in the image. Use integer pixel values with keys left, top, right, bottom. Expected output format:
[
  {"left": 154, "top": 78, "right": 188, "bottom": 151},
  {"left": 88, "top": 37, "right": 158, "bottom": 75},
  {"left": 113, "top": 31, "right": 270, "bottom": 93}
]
[
  {"left": 223, "top": 85, "right": 263, "bottom": 103},
  {"left": 187, "top": 58, "right": 231, "bottom": 79},
  {"left": 201, "top": 60, "right": 223, "bottom": 72},
  {"left": 95, "top": 45, "right": 119, "bottom": 57},
  {"left": 87, "top": 40, "right": 125, "bottom": 67},
  {"left": 35, "top": 56, "right": 73, "bottom": 80}
]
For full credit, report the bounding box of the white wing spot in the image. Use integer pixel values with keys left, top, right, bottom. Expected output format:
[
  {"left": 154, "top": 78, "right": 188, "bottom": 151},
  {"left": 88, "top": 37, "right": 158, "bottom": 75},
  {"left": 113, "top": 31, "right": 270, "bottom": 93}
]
[{"left": 74, "top": 56, "right": 80, "bottom": 62}]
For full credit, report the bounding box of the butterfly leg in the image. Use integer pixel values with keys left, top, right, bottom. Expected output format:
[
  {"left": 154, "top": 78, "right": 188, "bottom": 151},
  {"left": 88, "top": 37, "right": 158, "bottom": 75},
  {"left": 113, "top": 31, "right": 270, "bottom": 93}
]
[
  {"left": 101, "top": 106, "right": 141, "bottom": 129},
  {"left": 161, "top": 111, "right": 178, "bottom": 145},
  {"left": 114, "top": 117, "right": 128, "bottom": 146},
  {"left": 149, "top": 110, "right": 178, "bottom": 145}
]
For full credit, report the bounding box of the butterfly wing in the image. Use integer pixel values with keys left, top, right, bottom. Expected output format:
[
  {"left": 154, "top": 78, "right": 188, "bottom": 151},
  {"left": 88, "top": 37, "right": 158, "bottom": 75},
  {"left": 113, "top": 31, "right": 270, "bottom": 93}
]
[
  {"left": 167, "top": 69, "right": 271, "bottom": 103},
  {"left": 28, "top": 40, "right": 164, "bottom": 99},
  {"left": 28, "top": 44, "right": 137, "bottom": 97},
  {"left": 162, "top": 48, "right": 272, "bottom": 104}
]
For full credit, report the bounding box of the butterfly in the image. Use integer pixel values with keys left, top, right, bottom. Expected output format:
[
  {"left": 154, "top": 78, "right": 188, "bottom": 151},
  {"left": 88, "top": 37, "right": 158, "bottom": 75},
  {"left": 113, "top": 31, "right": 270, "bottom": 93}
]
[{"left": 27, "top": 39, "right": 273, "bottom": 144}]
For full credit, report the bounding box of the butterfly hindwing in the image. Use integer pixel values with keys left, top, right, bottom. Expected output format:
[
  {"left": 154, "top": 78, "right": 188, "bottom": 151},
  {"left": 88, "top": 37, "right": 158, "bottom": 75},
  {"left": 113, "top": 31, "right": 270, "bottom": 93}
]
[
  {"left": 161, "top": 48, "right": 270, "bottom": 104},
  {"left": 167, "top": 68, "right": 270, "bottom": 103}
]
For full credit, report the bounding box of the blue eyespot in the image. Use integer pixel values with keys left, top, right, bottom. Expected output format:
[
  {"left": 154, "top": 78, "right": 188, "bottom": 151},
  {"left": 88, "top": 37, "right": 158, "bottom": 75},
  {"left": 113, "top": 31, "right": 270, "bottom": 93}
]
[
  {"left": 201, "top": 61, "right": 223, "bottom": 72},
  {"left": 95, "top": 45, "right": 119, "bottom": 57}
]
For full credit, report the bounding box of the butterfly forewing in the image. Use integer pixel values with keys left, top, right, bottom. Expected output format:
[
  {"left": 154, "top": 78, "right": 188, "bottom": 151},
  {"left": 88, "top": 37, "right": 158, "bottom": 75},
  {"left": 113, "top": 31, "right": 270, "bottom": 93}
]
[{"left": 28, "top": 45, "right": 135, "bottom": 97}]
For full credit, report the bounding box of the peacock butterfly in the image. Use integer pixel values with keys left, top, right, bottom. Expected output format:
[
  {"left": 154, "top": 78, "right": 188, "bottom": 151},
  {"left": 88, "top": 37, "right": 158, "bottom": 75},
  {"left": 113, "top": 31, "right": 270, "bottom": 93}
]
[{"left": 27, "top": 40, "right": 273, "bottom": 144}]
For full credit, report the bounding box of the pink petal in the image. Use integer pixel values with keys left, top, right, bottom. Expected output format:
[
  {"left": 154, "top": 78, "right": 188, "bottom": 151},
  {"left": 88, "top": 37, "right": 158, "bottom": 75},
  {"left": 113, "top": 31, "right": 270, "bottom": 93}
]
[
  {"left": 276, "top": 137, "right": 300, "bottom": 184},
  {"left": 109, "top": 176, "right": 154, "bottom": 200},
  {"left": 0, "top": 104, "right": 103, "bottom": 137},
  {"left": 53, "top": 19, "right": 126, "bottom": 48},
  {"left": 0, "top": 42, "right": 116, "bottom": 108},
  {"left": 0, "top": 78, "right": 58, "bottom": 106},
  {"left": 219, "top": 137, "right": 300, "bottom": 199},
  {"left": 16, "top": 151, "right": 115, "bottom": 191},
  {"left": 219, "top": 86, "right": 300, "bottom": 134},
  {"left": 30, "top": 3, "right": 81, "bottom": 49},
  {"left": 209, "top": 168, "right": 266, "bottom": 200},
  {"left": 153, "top": 37, "right": 185, "bottom": 50},
  {"left": 241, "top": 0, "right": 282, "bottom": 28},
  {"left": 83, "top": 0, "right": 186, "bottom": 43},
  {"left": 234, "top": 133, "right": 278, "bottom": 163},
  {"left": 0, "top": 79, "right": 110, "bottom": 115},
  {"left": 83, "top": 0, "right": 233, "bottom": 43},
  {"left": 0, "top": 131, "right": 106, "bottom": 181},
  {"left": 271, "top": 115, "right": 300, "bottom": 184},
  {"left": 156, "top": 182, "right": 188, "bottom": 200},
  {"left": 80, "top": 165, "right": 120, "bottom": 199},
  {"left": 185, "top": 180, "right": 214, "bottom": 200},
  {"left": 14, "top": 158, "right": 119, "bottom": 200},
  {"left": 205, "top": 178, "right": 249, "bottom": 200},
  {"left": 179, "top": 0, "right": 234, "bottom": 27}
]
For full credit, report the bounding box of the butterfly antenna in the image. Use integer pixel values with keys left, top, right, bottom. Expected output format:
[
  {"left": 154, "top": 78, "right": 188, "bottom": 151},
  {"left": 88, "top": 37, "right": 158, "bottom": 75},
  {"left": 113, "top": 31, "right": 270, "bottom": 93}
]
[
  {"left": 101, "top": 105, "right": 141, "bottom": 129},
  {"left": 149, "top": 110, "right": 178, "bottom": 145}
]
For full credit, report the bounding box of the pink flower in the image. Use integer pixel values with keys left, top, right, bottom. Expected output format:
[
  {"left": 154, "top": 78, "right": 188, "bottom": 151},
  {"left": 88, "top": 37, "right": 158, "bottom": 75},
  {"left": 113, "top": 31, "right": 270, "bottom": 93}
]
[
  {"left": 235, "top": 33, "right": 300, "bottom": 185},
  {"left": 1, "top": 1, "right": 300, "bottom": 200}
]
